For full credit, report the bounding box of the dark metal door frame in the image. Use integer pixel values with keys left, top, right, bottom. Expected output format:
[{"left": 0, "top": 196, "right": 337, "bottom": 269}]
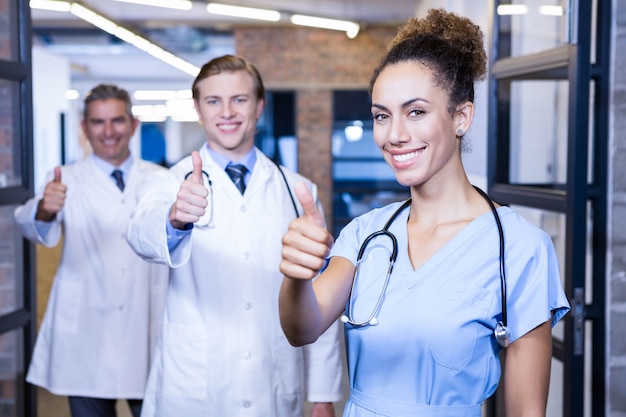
[
  {"left": 0, "top": 0, "right": 36, "bottom": 416},
  {"left": 487, "top": 1, "right": 610, "bottom": 416}
]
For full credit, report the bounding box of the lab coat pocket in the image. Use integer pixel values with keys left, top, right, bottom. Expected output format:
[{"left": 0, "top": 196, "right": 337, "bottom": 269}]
[
  {"left": 55, "top": 279, "right": 83, "bottom": 333},
  {"left": 162, "top": 323, "right": 209, "bottom": 399}
]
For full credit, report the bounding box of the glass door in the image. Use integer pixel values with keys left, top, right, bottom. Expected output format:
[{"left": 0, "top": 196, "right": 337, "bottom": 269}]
[
  {"left": 0, "top": 0, "right": 37, "bottom": 416},
  {"left": 487, "top": 0, "right": 609, "bottom": 416}
]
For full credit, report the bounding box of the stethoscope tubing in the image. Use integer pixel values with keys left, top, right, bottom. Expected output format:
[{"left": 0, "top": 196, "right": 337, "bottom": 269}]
[
  {"left": 343, "top": 199, "right": 408, "bottom": 327},
  {"left": 473, "top": 186, "right": 507, "bottom": 327},
  {"left": 183, "top": 158, "right": 299, "bottom": 228},
  {"left": 342, "top": 187, "right": 510, "bottom": 347}
]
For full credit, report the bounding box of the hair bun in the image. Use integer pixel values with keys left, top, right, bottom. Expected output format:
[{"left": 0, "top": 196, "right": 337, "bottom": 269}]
[{"left": 389, "top": 8, "right": 486, "bottom": 82}]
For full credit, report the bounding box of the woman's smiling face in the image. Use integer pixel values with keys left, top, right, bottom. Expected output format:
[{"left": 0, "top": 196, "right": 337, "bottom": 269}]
[{"left": 371, "top": 61, "right": 464, "bottom": 188}]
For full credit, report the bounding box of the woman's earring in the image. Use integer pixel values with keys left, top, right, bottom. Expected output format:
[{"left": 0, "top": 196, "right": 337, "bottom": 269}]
[{"left": 457, "top": 129, "right": 464, "bottom": 136}]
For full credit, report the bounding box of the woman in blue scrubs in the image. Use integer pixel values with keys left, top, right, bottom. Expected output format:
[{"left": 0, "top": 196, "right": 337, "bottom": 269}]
[{"left": 279, "top": 7, "right": 570, "bottom": 417}]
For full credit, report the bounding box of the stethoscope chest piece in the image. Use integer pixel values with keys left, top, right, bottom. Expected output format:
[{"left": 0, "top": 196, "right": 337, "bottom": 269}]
[{"left": 494, "top": 321, "right": 510, "bottom": 348}]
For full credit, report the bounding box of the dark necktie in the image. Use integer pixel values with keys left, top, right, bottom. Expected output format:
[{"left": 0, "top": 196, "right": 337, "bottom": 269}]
[
  {"left": 111, "top": 169, "right": 125, "bottom": 191},
  {"left": 225, "top": 164, "right": 247, "bottom": 194}
]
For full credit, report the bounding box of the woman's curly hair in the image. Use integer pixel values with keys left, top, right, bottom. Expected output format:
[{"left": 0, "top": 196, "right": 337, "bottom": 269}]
[{"left": 369, "top": 8, "right": 487, "bottom": 114}]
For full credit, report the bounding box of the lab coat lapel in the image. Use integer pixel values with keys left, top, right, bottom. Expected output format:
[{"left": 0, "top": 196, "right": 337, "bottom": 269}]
[
  {"left": 197, "top": 147, "right": 244, "bottom": 201},
  {"left": 82, "top": 157, "right": 122, "bottom": 196},
  {"left": 244, "top": 150, "right": 273, "bottom": 200}
]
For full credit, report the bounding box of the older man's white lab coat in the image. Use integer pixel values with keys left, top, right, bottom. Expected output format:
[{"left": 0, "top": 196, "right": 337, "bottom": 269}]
[
  {"left": 15, "top": 155, "right": 169, "bottom": 399},
  {"left": 127, "top": 147, "right": 344, "bottom": 417}
]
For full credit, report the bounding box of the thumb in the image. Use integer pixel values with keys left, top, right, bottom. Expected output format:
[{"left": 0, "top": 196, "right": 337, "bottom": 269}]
[
  {"left": 190, "top": 151, "right": 203, "bottom": 184},
  {"left": 53, "top": 166, "right": 62, "bottom": 183},
  {"left": 294, "top": 182, "right": 325, "bottom": 228}
]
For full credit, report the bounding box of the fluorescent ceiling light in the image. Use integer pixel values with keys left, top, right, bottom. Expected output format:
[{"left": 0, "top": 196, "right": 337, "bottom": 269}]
[
  {"left": 166, "top": 98, "right": 198, "bottom": 121},
  {"left": 112, "top": 0, "right": 192, "bottom": 10},
  {"left": 70, "top": 3, "right": 117, "bottom": 32},
  {"left": 134, "top": 90, "right": 192, "bottom": 101},
  {"left": 132, "top": 99, "right": 198, "bottom": 122},
  {"left": 68, "top": 2, "right": 199, "bottom": 76},
  {"left": 65, "top": 89, "right": 80, "bottom": 100},
  {"left": 290, "top": 14, "right": 360, "bottom": 39},
  {"left": 133, "top": 104, "right": 168, "bottom": 122},
  {"left": 496, "top": 4, "right": 529, "bottom": 15},
  {"left": 29, "top": 0, "right": 71, "bottom": 12},
  {"left": 344, "top": 120, "right": 363, "bottom": 142},
  {"left": 206, "top": 3, "right": 281, "bottom": 22},
  {"left": 539, "top": 5, "right": 564, "bottom": 16},
  {"left": 137, "top": 115, "right": 168, "bottom": 122}
]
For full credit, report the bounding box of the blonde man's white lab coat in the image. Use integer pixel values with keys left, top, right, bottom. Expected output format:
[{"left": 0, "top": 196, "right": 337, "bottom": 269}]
[
  {"left": 127, "top": 147, "right": 344, "bottom": 417},
  {"left": 15, "top": 155, "right": 169, "bottom": 399}
]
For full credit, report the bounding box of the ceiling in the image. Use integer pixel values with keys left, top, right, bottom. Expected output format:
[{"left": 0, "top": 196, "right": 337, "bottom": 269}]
[{"left": 30, "top": 0, "right": 423, "bottom": 90}]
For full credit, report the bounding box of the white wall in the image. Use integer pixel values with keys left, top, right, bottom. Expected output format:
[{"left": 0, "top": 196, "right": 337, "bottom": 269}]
[
  {"left": 454, "top": 1, "right": 489, "bottom": 191},
  {"left": 31, "top": 46, "right": 71, "bottom": 189},
  {"left": 418, "top": 0, "right": 490, "bottom": 189}
]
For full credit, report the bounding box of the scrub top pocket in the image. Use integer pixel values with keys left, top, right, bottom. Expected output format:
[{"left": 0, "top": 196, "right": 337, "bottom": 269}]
[{"left": 428, "top": 284, "right": 494, "bottom": 370}]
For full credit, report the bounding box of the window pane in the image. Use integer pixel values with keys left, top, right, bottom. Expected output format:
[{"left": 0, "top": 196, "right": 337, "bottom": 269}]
[
  {"left": 587, "top": 80, "right": 596, "bottom": 184},
  {"left": 0, "top": 328, "right": 24, "bottom": 417},
  {"left": 332, "top": 123, "right": 395, "bottom": 180},
  {"left": 331, "top": 124, "right": 409, "bottom": 237},
  {"left": 0, "top": 80, "right": 22, "bottom": 188},
  {"left": 0, "top": 0, "right": 16, "bottom": 60},
  {"left": 505, "top": 79, "right": 568, "bottom": 185},
  {"left": 0, "top": 205, "right": 24, "bottom": 315},
  {"left": 497, "top": 0, "right": 572, "bottom": 58}
]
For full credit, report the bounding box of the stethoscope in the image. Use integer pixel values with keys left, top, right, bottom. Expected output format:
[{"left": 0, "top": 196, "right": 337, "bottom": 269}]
[
  {"left": 184, "top": 157, "right": 300, "bottom": 228},
  {"left": 184, "top": 169, "right": 215, "bottom": 228},
  {"left": 341, "top": 186, "right": 511, "bottom": 348}
]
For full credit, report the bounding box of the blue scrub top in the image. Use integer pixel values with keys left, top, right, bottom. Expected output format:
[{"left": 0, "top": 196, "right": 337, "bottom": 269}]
[{"left": 330, "top": 203, "right": 570, "bottom": 417}]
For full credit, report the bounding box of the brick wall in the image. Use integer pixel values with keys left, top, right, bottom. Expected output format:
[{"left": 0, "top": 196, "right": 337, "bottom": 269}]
[
  {"left": 234, "top": 25, "right": 396, "bottom": 226},
  {"left": 0, "top": 0, "right": 8, "bottom": 60}
]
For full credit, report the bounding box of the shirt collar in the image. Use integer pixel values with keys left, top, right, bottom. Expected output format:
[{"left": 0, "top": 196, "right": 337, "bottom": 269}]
[
  {"left": 204, "top": 144, "right": 257, "bottom": 173},
  {"left": 90, "top": 153, "right": 133, "bottom": 177}
]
